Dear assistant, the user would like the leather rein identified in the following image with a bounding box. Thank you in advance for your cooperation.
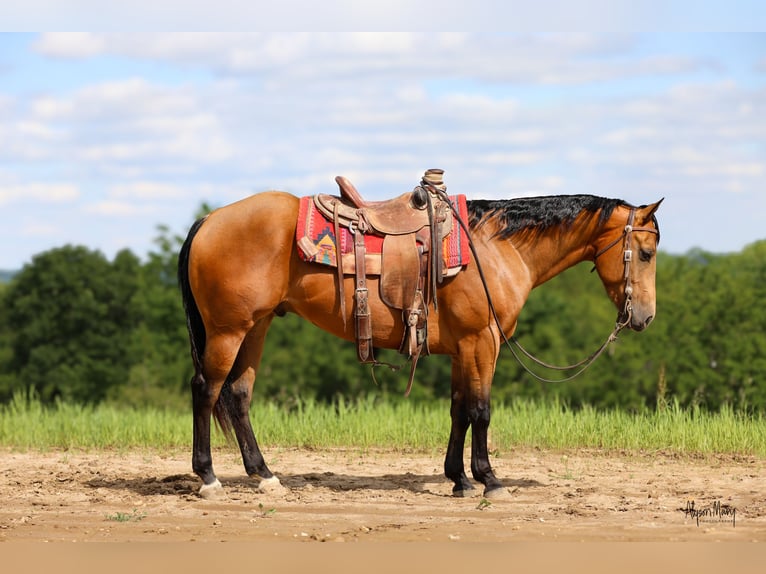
[429,186,659,383]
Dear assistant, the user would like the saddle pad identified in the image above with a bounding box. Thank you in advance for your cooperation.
[296,194,470,272]
[296,195,383,266]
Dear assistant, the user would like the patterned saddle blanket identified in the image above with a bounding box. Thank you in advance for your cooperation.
[296,194,470,274]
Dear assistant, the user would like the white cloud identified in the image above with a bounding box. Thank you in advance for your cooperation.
[482,152,545,166]
[107,182,186,200]
[33,31,105,58]
[601,127,660,145]
[83,200,157,217]
[29,96,74,119]
[42,77,199,121]
[31,33,708,86]
[20,221,59,238]
[679,161,764,178]
[5,0,729,33]
[0,183,80,205]
[5,78,235,169]
[14,120,59,139]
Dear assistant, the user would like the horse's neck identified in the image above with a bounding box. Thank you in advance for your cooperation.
[513,225,597,287]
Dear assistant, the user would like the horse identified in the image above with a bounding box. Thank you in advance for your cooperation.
[177,188,662,499]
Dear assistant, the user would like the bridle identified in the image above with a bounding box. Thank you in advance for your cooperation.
[592,207,660,330]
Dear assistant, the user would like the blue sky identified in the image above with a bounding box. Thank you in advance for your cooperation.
[1,32,765,269]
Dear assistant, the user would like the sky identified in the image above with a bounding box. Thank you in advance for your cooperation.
[1,31,765,270]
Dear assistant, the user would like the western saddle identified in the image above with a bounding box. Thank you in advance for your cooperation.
[312,169,455,394]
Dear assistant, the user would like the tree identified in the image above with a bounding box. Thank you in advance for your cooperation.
[107,224,194,408]
[0,282,13,401]
[3,245,141,403]
[107,204,217,408]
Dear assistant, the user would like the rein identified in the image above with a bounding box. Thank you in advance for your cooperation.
[430,186,658,383]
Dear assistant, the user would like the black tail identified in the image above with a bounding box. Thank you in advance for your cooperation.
[178,216,209,374]
[178,215,237,440]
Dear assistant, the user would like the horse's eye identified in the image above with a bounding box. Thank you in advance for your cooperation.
[639,248,654,262]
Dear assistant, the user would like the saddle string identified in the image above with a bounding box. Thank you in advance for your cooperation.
[425,186,438,312]
[426,184,644,383]
[402,179,442,395]
[333,200,347,330]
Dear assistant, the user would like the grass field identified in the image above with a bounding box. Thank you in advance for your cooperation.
[1,393,764,456]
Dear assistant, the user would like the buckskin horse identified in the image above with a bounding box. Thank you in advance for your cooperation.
[178,176,662,499]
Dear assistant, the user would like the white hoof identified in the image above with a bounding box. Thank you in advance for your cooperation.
[483,487,512,500]
[257,476,285,493]
[198,478,223,499]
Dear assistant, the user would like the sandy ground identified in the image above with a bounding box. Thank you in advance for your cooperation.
[0,446,763,544]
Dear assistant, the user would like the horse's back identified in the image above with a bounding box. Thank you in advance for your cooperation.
[199,189,297,237]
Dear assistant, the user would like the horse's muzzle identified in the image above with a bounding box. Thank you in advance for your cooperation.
[630,314,654,332]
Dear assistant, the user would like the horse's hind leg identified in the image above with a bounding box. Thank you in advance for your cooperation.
[218,316,283,492]
[191,331,244,498]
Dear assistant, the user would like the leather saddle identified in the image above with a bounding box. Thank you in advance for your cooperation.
[315,180,452,238]
[312,170,454,395]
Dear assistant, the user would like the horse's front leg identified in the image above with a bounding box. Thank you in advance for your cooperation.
[444,361,475,496]
[447,333,506,498]
[468,395,505,497]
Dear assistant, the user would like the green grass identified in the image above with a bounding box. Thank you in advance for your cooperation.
[499,399,766,455]
[105,509,147,523]
[0,392,764,456]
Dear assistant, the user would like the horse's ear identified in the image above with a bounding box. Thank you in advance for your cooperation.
[638,198,663,225]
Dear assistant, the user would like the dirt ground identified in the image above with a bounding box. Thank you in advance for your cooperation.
[0,446,763,543]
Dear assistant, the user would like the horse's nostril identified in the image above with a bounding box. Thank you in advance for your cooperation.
[640,315,654,330]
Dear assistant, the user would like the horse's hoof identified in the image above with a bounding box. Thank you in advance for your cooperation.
[483,486,511,500]
[257,476,285,494]
[452,487,479,498]
[198,478,223,499]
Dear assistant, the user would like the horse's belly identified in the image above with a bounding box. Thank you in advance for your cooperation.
[285,267,406,349]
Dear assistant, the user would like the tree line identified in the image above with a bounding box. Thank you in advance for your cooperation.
[1,210,764,412]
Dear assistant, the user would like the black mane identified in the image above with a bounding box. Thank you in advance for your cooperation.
[467,194,629,240]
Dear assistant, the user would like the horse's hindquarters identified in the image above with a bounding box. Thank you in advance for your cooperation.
[189,192,300,333]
